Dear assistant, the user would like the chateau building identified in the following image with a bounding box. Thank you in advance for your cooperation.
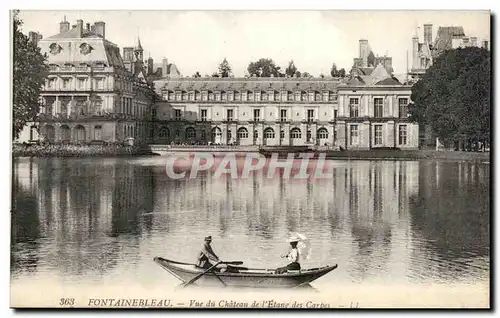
[409,24,489,82]
[151,39,418,149]
[17,17,157,144]
[407,24,489,148]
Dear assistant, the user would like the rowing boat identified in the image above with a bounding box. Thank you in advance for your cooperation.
[153,257,338,288]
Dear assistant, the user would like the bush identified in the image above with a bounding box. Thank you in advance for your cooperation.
[12,143,154,157]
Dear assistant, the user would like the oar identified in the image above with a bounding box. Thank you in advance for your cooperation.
[181,261,243,288]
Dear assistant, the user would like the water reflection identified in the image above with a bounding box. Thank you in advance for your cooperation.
[11,157,489,286]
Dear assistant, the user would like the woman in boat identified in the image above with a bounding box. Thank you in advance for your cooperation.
[275,235,301,274]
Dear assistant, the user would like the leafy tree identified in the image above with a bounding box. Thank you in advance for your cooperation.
[192,71,201,78]
[285,60,297,77]
[302,72,311,78]
[408,47,490,150]
[338,68,346,77]
[218,58,232,78]
[247,58,283,77]
[294,71,301,78]
[330,63,338,77]
[12,10,48,140]
[211,72,220,78]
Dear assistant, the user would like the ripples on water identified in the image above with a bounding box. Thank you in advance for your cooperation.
[10,156,490,290]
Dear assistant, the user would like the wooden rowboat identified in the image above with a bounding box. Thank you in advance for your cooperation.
[153,257,338,288]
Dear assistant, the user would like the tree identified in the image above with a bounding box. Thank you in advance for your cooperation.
[218,58,232,78]
[285,60,297,77]
[211,72,220,78]
[192,71,201,78]
[301,72,311,78]
[330,63,338,77]
[338,68,346,77]
[12,10,49,140]
[247,58,283,77]
[408,47,490,150]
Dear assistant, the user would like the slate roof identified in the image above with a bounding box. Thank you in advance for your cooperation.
[154,78,343,94]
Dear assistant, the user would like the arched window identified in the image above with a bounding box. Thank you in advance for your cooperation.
[211,127,222,139]
[158,126,169,138]
[263,127,275,139]
[74,125,86,142]
[290,128,301,139]
[317,128,328,139]
[60,125,70,142]
[186,127,196,139]
[44,125,55,142]
[237,127,248,139]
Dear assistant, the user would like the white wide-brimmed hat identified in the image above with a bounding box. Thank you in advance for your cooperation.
[287,234,301,243]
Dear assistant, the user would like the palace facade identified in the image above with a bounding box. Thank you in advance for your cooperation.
[16,18,157,144]
[151,62,418,149]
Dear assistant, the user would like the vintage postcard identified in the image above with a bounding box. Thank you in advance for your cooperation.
[10,9,491,309]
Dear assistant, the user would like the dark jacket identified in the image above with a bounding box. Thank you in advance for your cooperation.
[196,243,220,268]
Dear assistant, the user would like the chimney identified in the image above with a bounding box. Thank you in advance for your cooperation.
[75,19,83,37]
[147,57,154,75]
[424,24,433,44]
[359,39,369,67]
[86,23,91,31]
[93,21,106,38]
[471,36,477,47]
[162,58,168,77]
[59,16,70,33]
[482,40,489,50]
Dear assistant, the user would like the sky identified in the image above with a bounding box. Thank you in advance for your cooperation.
[17,10,490,78]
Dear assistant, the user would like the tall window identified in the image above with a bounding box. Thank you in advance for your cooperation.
[182,92,187,101]
[78,78,86,89]
[280,109,287,122]
[226,109,234,121]
[374,125,383,145]
[350,125,359,145]
[334,110,338,119]
[399,125,407,145]
[349,98,359,117]
[374,98,384,118]
[235,92,241,101]
[399,98,409,118]
[188,92,195,101]
[200,109,207,121]
[294,91,300,101]
[175,109,181,121]
[94,125,102,141]
[63,78,71,89]
[307,109,314,122]
[221,92,227,101]
[48,78,56,89]
[253,109,260,121]
[323,92,329,102]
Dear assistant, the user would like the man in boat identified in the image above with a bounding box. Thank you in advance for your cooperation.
[275,234,301,274]
[196,236,240,273]
[196,236,221,271]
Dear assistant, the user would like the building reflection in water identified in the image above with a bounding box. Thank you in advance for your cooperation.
[11,156,489,285]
